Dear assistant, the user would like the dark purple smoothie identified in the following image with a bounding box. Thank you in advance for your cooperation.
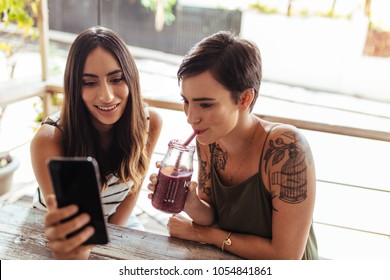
[152,166,192,213]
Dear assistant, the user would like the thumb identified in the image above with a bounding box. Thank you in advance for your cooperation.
[46,194,58,211]
[187,181,198,193]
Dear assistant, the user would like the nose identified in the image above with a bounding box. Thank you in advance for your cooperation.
[98,81,114,103]
[185,104,201,125]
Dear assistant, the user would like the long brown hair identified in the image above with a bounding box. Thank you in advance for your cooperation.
[61,26,149,191]
[177,31,262,112]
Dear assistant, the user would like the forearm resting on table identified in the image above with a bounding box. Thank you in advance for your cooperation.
[108,191,139,226]
[229,233,306,260]
[194,226,289,260]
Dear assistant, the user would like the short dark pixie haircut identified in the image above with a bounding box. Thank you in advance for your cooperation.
[177,31,262,111]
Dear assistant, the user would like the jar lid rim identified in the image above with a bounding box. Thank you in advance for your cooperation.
[168,139,196,151]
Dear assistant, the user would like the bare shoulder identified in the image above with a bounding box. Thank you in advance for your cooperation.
[145,107,163,156]
[30,124,64,196]
[147,107,163,137]
[267,123,311,144]
[261,123,315,200]
[30,124,63,154]
[263,124,314,170]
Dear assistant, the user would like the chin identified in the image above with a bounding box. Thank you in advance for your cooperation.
[92,116,119,128]
[102,118,120,126]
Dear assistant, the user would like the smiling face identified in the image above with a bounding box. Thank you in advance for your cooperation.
[181,70,240,145]
[81,46,129,132]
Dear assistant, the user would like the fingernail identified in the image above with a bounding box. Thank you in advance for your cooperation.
[86,226,95,236]
[69,205,78,213]
[82,214,91,223]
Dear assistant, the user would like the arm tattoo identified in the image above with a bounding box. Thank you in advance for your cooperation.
[211,143,227,171]
[197,143,211,197]
[199,160,211,196]
[264,131,311,204]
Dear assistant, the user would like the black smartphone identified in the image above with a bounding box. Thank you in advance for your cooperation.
[47,157,109,245]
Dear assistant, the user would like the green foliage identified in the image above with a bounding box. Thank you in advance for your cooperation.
[141,0,177,26]
[0,152,12,168]
[248,0,354,19]
[248,2,279,15]
[0,0,39,37]
[0,0,39,78]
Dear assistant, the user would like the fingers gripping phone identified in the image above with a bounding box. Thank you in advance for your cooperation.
[48,157,109,245]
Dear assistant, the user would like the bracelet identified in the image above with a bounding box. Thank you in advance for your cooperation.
[221,232,232,251]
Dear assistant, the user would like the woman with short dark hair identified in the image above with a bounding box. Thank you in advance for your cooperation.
[149,31,318,260]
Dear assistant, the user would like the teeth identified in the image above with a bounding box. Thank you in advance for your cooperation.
[97,104,117,111]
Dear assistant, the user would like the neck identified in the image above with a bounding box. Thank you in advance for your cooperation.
[220,114,259,155]
[96,128,113,152]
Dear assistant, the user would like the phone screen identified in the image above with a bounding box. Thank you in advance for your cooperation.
[48,157,109,245]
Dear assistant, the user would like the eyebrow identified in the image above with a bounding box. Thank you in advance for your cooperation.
[181,94,216,102]
[82,69,123,78]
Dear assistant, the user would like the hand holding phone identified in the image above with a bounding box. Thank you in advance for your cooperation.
[47,157,109,245]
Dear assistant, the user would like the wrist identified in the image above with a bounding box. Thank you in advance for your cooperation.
[192,222,208,244]
[221,232,232,252]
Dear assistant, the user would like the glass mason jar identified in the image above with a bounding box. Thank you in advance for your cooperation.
[152,139,195,213]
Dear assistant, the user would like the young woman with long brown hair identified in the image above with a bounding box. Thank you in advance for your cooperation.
[31,26,162,259]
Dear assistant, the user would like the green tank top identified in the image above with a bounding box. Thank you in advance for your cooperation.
[209,130,319,260]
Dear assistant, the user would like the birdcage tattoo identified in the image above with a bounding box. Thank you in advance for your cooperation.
[272,152,307,203]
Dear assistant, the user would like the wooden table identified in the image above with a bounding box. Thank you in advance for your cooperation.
[0,202,240,260]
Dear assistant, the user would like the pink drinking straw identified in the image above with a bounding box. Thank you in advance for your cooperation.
[174,131,197,171]
[183,131,197,146]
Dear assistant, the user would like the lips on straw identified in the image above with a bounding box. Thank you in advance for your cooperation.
[183,131,197,146]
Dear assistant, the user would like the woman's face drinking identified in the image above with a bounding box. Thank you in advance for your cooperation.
[181,71,240,145]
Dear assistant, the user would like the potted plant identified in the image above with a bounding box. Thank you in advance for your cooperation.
[0,151,20,196]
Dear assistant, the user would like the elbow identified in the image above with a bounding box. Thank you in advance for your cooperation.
[194,217,214,227]
[279,253,302,260]
[270,242,305,260]
[274,248,305,260]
